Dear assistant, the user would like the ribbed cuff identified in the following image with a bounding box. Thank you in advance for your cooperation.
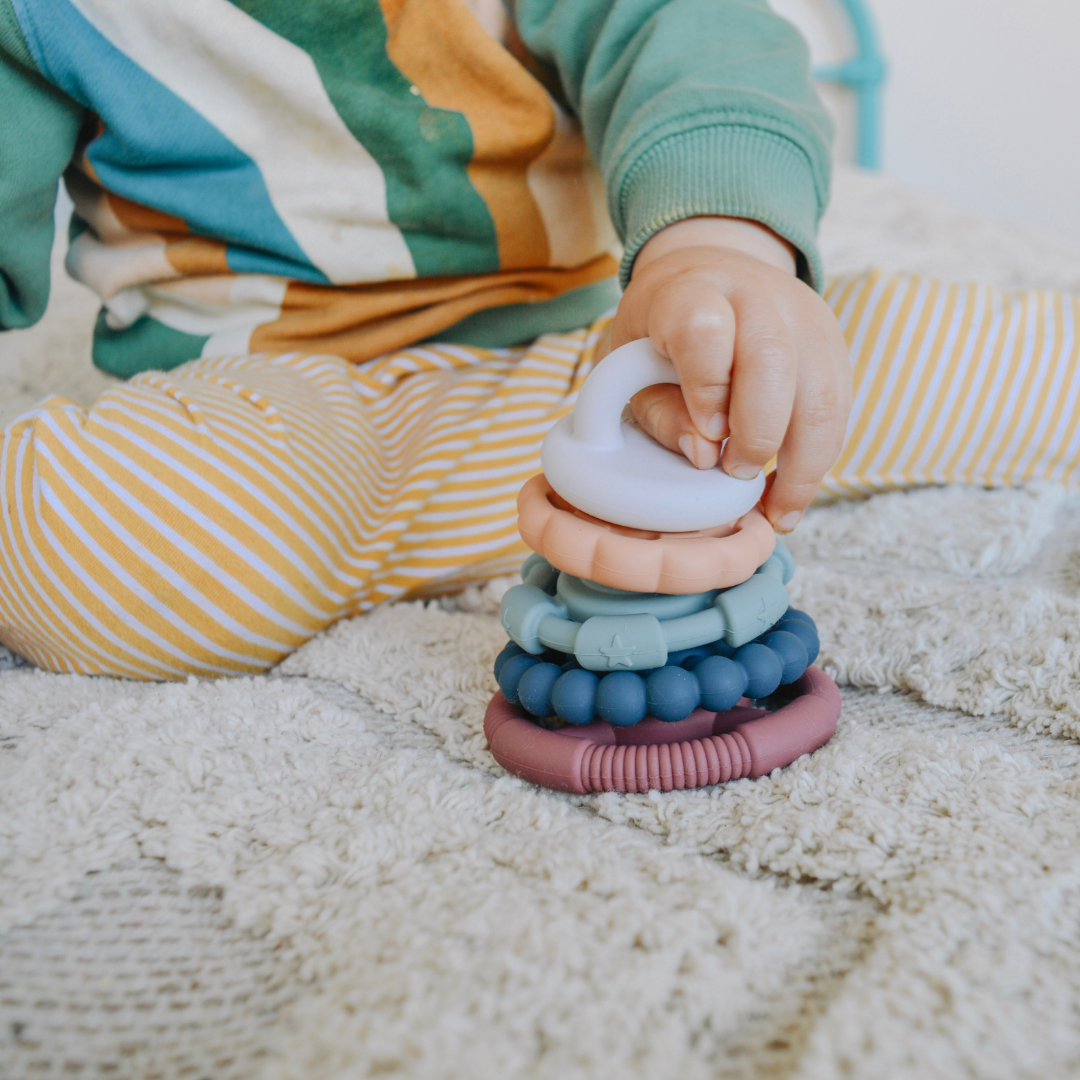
[616,124,825,291]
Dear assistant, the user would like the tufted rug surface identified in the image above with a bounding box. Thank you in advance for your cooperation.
[3,169,1080,1080]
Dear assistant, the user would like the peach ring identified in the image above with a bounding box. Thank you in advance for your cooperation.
[516,473,776,595]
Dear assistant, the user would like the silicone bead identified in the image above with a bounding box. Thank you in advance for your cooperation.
[517,662,563,717]
[714,574,790,647]
[733,642,783,699]
[498,653,541,705]
[668,644,714,669]
[551,668,600,725]
[500,583,568,655]
[645,666,702,723]
[775,616,819,665]
[762,630,810,685]
[494,640,525,681]
[574,613,668,672]
[781,608,815,626]
[693,655,748,713]
[595,671,648,727]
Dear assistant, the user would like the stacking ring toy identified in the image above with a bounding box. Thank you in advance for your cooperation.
[485,336,840,793]
[485,667,840,794]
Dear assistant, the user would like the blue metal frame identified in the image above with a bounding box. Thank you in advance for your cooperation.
[812,0,887,169]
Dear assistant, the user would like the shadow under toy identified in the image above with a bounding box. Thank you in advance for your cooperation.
[485,338,840,794]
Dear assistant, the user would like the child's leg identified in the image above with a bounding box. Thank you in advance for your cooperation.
[0,322,607,677]
[822,269,1080,497]
[11,266,1065,678]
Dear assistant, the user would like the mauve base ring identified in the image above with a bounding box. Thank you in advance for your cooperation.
[484,666,841,794]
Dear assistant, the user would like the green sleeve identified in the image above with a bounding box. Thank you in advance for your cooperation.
[512,0,833,290]
[0,0,86,330]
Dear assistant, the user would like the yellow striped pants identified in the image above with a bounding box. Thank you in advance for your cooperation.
[3,268,1079,678]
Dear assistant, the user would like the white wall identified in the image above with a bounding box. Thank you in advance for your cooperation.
[771,0,1080,247]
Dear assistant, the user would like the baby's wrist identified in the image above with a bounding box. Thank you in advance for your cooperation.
[633,216,797,278]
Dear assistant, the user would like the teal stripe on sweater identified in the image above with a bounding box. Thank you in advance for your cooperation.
[92,310,209,378]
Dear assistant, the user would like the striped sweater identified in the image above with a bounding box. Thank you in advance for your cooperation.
[0,0,832,378]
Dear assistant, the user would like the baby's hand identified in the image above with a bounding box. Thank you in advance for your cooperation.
[598,217,852,532]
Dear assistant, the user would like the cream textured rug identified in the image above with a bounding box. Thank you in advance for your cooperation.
[3,169,1080,1080]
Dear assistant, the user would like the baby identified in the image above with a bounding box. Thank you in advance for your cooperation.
[0,0,1074,678]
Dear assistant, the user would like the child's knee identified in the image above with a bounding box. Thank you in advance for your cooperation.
[0,381,350,678]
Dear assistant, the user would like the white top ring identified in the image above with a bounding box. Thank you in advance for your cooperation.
[541,338,765,531]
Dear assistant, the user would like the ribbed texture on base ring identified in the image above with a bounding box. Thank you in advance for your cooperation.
[578,731,753,793]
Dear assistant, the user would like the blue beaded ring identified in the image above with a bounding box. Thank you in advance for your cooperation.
[494,608,821,727]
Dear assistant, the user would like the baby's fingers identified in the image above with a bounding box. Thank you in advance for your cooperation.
[764,325,852,529]
[630,384,724,470]
[720,295,798,480]
[645,277,736,442]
